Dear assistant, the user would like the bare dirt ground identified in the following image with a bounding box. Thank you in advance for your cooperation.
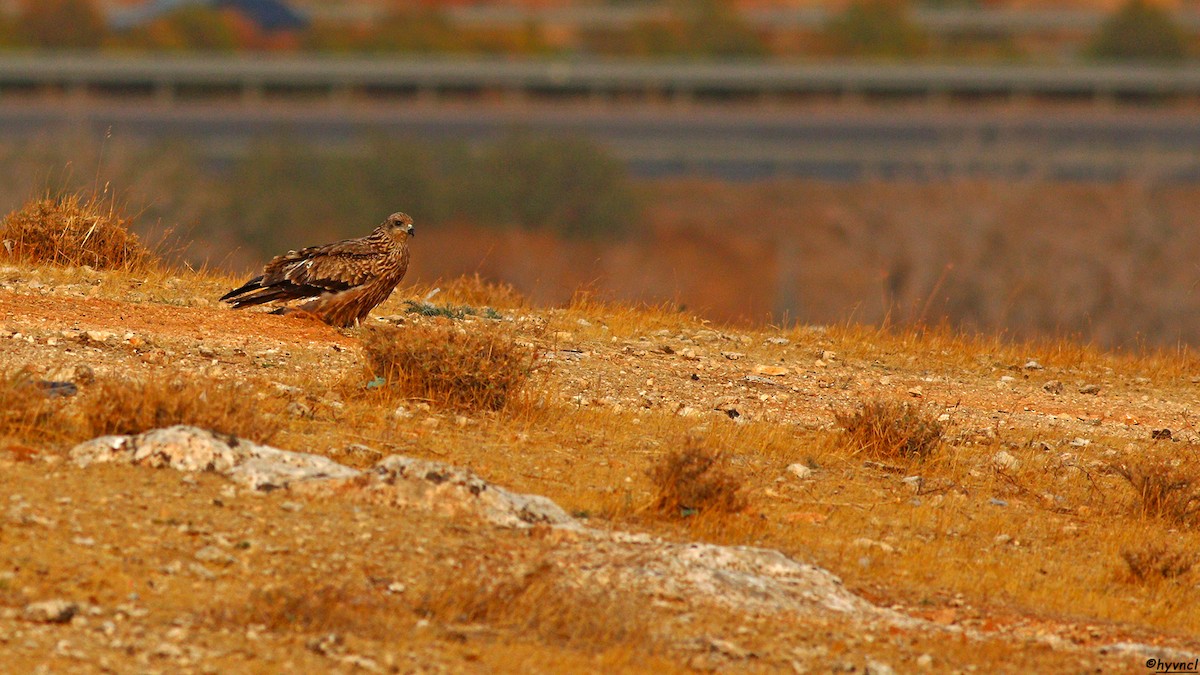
[2,263,1200,673]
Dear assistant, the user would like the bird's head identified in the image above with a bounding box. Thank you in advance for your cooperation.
[383,212,415,242]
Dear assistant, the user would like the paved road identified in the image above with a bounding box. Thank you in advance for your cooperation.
[5,100,1200,181]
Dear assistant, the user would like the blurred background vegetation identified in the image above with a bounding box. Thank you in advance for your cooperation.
[0,0,1195,63]
[3,0,1200,346]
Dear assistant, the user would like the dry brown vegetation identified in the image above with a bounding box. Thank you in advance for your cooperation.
[210,584,401,638]
[646,445,747,517]
[1121,545,1197,584]
[0,193,152,271]
[417,560,656,654]
[6,226,1200,670]
[0,369,66,445]
[1112,454,1200,526]
[361,322,537,411]
[80,374,281,444]
[835,399,944,460]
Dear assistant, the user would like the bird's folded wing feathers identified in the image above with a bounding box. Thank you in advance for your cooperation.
[262,240,382,292]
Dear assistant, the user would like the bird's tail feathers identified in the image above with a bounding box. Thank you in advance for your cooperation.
[220,275,265,303]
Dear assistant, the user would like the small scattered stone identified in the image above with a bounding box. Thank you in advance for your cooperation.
[901,476,923,492]
[752,365,789,377]
[188,563,217,580]
[84,330,113,343]
[706,637,749,659]
[285,400,313,419]
[194,546,236,566]
[865,659,896,675]
[852,538,896,553]
[1079,383,1101,395]
[765,337,789,346]
[198,345,216,358]
[916,653,934,669]
[1069,438,1091,447]
[1023,360,1043,370]
[721,351,744,360]
[991,450,1019,471]
[1043,380,1063,394]
[907,386,923,398]
[786,463,813,479]
[386,582,406,594]
[72,364,95,385]
[23,600,79,624]
[280,501,303,512]
[1152,428,1173,440]
[988,498,1008,507]
[153,642,184,659]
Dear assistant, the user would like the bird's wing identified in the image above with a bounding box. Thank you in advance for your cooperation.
[263,236,384,293]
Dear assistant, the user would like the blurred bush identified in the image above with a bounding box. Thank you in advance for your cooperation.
[222,133,635,250]
[17,0,105,49]
[468,134,636,239]
[582,0,765,58]
[120,6,248,52]
[823,0,928,58]
[1087,0,1188,63]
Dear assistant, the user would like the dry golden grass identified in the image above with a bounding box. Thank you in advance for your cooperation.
[0,369,68,444]
[646,444,747,517]
[835,399,944,460]
[210,584,402,638]
[8,260,1200,668]
[361,323,537,412]
[1121,545,1197,584]
[80,374,280,444]
[416,559,658,654]
[1112,455,1200,526]
[0,193,152,271]
[437,273,529,310]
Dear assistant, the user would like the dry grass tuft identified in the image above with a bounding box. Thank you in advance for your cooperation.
[80,374,279,443]
[438,273,528,310]
[646,444,747,517]
[0,193,152,271]
[361,323,537,411]
[0,370,68,444]
[210,584,397,637]
[417,560,656,652]
[835,399,944,460]
[1112,457,1200,526]
[1121,545,1196,583]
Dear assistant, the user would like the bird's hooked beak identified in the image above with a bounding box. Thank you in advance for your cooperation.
[407,224,415,238]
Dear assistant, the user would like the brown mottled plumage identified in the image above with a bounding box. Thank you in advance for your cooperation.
[220,212,414,328]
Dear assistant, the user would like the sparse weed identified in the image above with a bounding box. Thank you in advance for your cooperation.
[646,444,746,518]
[404,300,502,320]
[210,584,397,637]
[1112,456,1200,526]
[0,193,152,271]
[80,374,279,443]
[361,323,536,411]
[439,274,528,310]
[417,560,655,652]
[1121,545,1196,583]
[0,369,70,444]
[835,399,943,460]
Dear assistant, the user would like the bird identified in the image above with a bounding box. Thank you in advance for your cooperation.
[220,212,415,328]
